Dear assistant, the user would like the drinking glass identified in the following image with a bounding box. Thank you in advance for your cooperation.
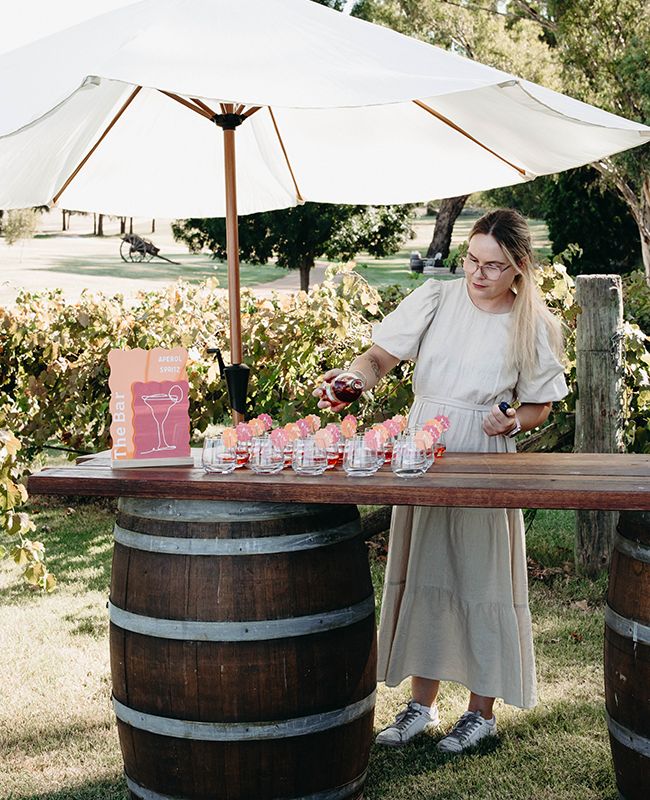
[235,440,250,468]
[434,436,446,459]
[326,440,341,469]
[391,435,429,477]
[407,424,435,467]
[343,435,383,477]
[201,435,237,474]
[283,441,294,466]
[248,435,286,474]
[291,437,328,476]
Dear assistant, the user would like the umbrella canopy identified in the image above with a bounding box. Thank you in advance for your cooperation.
[1,0,649,421]
[0,0,648,216]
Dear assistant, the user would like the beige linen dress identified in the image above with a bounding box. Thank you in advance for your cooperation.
[372,277,567,708]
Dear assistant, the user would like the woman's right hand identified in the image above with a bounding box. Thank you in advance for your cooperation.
[312,368,350,413]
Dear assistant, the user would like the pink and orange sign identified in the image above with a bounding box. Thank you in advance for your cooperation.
[108,348,193,469]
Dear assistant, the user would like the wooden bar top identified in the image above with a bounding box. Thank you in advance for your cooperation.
[26,451,650,510]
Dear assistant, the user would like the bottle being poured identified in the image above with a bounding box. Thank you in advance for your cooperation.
[321,371,366,404]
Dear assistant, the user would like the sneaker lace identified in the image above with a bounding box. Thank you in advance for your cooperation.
[391,702,423,732]
[448,711,483,741]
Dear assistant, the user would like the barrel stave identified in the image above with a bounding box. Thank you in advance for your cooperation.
[117,504,361,541]
[110,500,376,800]
[111,538,372,623]
[111,616,376,722]
[605,511,650,800]
[605,627,650,740]
[118,715,373,800]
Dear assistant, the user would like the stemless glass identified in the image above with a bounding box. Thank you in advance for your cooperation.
[343,435,383,477]
[407,424,435,467]
[291,437,328,476]
[283,440,294,467]
[235,440,250,468]
[248,434,286,474]
[391,434,429,478]
[201,435,238,474]
[434,436,446,459]
[326,440,341,469]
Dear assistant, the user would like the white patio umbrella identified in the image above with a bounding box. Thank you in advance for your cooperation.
[1,0,649,421]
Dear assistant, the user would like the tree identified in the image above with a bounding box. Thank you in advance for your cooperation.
[172,202,414,291]
[355,2,650,276]
[426,195,470,261]
[352,0,562,259]
[543,167,641,274]
[482,178,549,220]
[1,208,40,246]
[500,0,650,278]
[483,170,642,275]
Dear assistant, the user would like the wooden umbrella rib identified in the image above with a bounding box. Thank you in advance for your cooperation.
[159,90,214,119]
[53,86,142,205]
[189,97,218,118]
[413,99,527,178]
[268,107,305,203]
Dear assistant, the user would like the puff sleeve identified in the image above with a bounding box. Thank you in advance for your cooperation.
[372,279,443,362]
[516,320,568,403]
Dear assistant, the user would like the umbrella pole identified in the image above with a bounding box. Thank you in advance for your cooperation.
[223,128,243,426]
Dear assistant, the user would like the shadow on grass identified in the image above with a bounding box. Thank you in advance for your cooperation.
[2,717,115,757]
[0,496,117,603]
[40,255,218,284]
[37,255,285,287]
[16,777,129,800]
[365,697,616,800]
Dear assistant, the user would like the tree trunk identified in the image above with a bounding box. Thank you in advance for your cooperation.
[640,175,650,281]
[130,217,134,235]
[151,219,156,233]
[299,252,314,292]
[592,161,650,282]
[574,274,624,577]
[426,195,470,260]
[361,505,392,539]
[97,214,104,236]
[62,210,67,231]
[120,217,126,235]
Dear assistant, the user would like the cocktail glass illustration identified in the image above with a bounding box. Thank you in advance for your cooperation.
[140,384,183,454]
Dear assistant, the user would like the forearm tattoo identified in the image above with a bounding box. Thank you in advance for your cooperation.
[362,354,382,380]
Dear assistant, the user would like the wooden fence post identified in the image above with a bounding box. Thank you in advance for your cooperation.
[574,275,624,576]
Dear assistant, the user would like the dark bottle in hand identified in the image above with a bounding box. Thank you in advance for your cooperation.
[323,372,365,404]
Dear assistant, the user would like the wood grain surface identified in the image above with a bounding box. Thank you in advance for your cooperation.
[27,451,650,510]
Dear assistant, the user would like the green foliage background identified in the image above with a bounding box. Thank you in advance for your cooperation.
[171,202,415,289]
[484,170,642,275]
[0,431,55,590]
[2,262,650,470]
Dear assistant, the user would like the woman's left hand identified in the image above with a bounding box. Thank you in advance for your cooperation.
[482,404,517,437]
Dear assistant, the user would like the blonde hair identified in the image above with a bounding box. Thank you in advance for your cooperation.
[469,209,564,379]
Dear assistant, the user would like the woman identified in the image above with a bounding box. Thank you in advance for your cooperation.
[315,209,567,753]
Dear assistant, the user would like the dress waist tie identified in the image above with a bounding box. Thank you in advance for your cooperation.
[412,394,494,413]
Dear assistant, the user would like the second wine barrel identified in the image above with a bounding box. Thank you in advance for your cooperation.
[109,497,376,800]
[604,510,650,800]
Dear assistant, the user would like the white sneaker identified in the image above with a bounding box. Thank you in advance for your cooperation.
[436,710,497,753]
[375,700,440,747]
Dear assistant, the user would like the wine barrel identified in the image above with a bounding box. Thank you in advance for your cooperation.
[109,498,377,800]
[604,510,650,800]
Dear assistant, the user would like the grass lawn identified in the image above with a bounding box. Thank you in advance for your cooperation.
[345,215,552,292]
[0,496,615,800]
[46,214,547,293]
[33,231,287,288]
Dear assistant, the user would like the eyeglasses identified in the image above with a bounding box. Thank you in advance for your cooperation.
[463,255,512,281]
